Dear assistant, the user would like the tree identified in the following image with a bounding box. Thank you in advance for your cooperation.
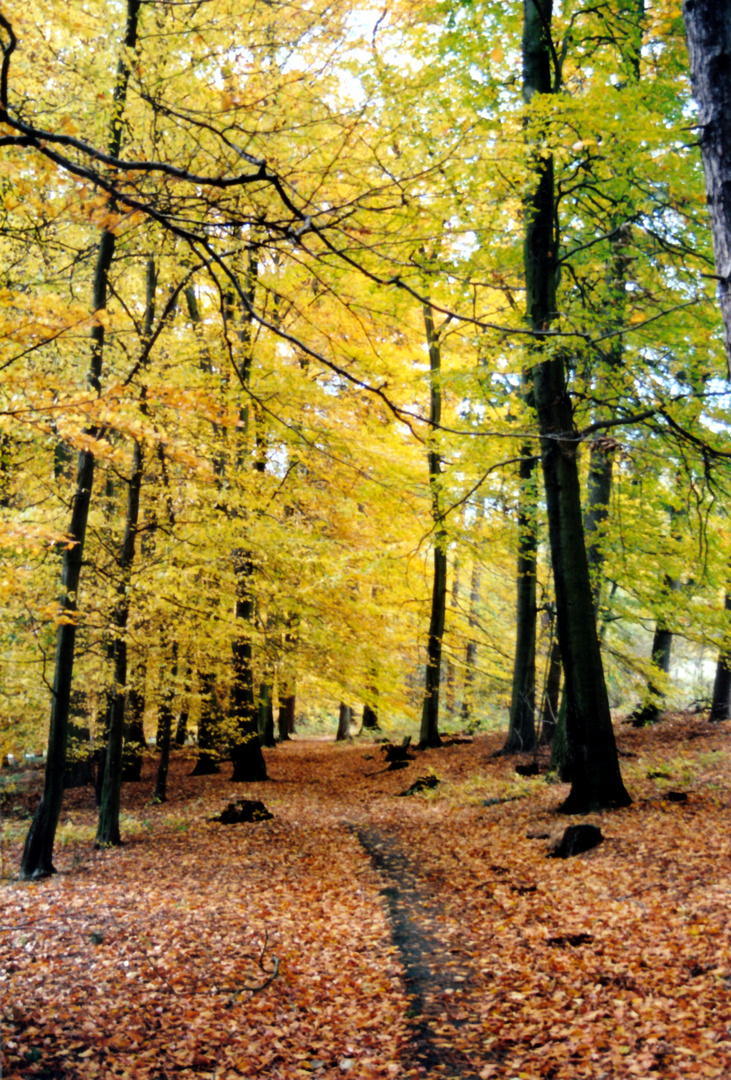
[521,0,630,811]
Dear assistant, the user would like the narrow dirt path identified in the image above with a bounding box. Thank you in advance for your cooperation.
[356,827,482,1080]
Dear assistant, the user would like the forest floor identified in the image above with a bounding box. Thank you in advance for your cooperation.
[2,713,731,1080]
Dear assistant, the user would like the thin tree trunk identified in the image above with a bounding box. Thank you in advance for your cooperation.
[96,258,156,846]
[539,631,561,747]
[445,557,460,716]
[153,640,177,803]
[122,666,145,782]
[419,303,447,749]
[258,681,276,748]
[460,555,482,726]
[174,661,191,745]
[20,0,142,879]
[711,592,731,721]
[503,448,537,752]
[522,0,629,812]
[191,670,221,775]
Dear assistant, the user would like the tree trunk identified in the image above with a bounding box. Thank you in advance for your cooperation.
[540,632,561,746]
[258,681,276,748]
[419,303,447,750]
[503,449,537,753]
[336,702,352,741]
[20,0,142,879]
[711,594,731,721]
[522,0,629,812]
[122,668,145,782]
[174,662,191,746]
[153,641,177,803]
[230,550,267,782]
[96,258,155,846]
[683,0,731,372]
[277,690,295,741]
[445,557,460,716]
[191,670,221,775]
[360,703,380,732]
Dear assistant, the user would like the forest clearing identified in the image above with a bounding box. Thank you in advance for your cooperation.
[3,714,731,1080]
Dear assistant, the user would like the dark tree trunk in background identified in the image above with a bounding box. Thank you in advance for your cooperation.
[258,681,276,748]
[174,662,191,745]
[522,0,629,812]
[540,633,561,746]
[230,550,267,782]
[336,702,352,741]
[711,594,731,721]
[361,703,380,732]
[121,665,146,782]
[20,0,142,878]
[192,670,221,775]
[419,303,447,750]
[153,640,177,803]
[96,258,155,847]
[683,0,731,372]
[503,449,537,753]
[278,691,295,741]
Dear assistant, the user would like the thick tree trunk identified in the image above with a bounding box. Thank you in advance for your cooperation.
[419,303,446,750]
[523,0,629,812]
[336,702,352,741]
[683,0,731,371]
[360,703,380,732]
[503,449,537,752]
[20,0,142,880]
[230,550,267,782]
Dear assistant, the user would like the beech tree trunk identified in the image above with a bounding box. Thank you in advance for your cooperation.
[278,691,295,741]
[153,639,176,804]
[419,303,446,749]
[711,594,731,721]
[523,0,629,812]
[460,555,482,725]
[20,0,142,879]
[503,449,537,752]
[683,0,731,372]
[191,671,221,775]
[230,550,267,781]
[336,702,352,741]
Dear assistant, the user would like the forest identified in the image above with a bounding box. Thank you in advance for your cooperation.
[3,0,731,1074]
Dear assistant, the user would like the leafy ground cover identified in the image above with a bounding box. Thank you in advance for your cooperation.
[2,714,731,1079]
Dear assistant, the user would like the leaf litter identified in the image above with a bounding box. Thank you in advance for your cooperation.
[2,712,731,1079]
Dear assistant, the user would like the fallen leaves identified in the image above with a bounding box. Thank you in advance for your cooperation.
[2,714,731,1078]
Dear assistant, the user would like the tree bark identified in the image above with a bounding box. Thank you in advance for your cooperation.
[522,0,630,812]
[277,690,295,741]
[683,0,731,372]
[460,555,482,726]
